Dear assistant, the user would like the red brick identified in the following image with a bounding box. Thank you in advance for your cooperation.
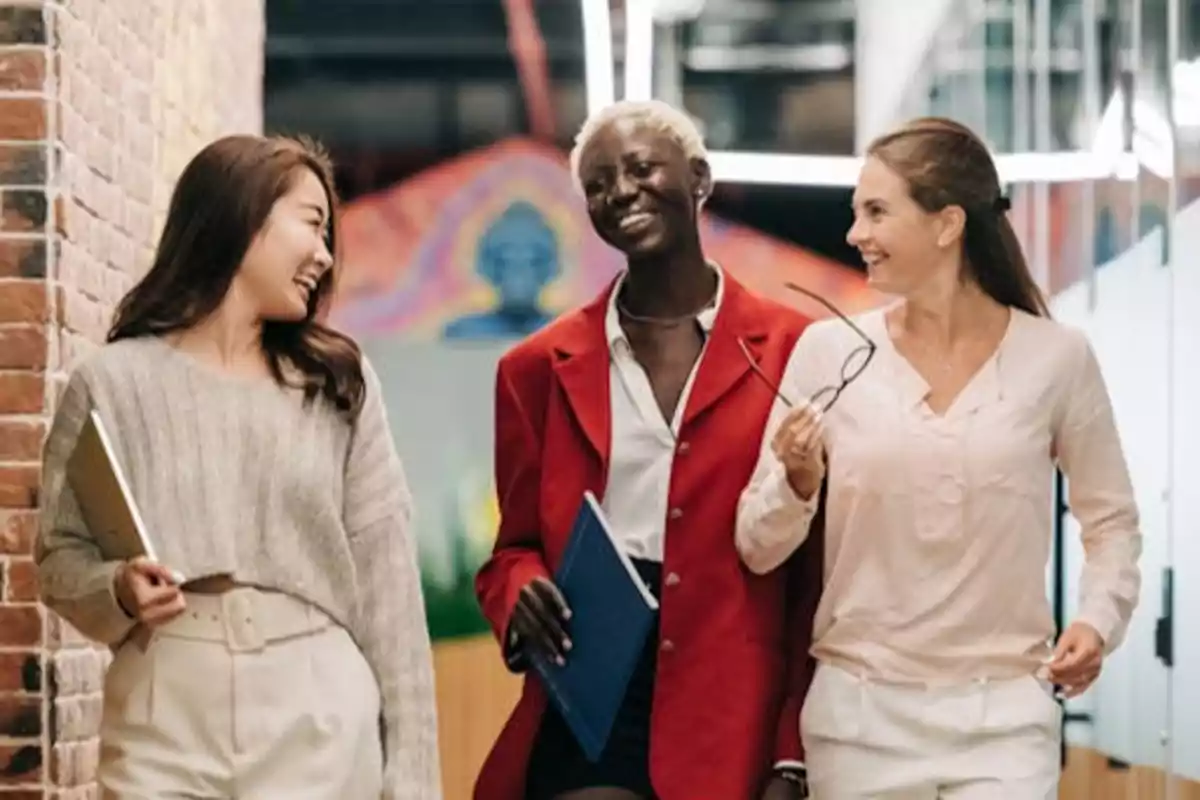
[0,465,38,508]
[0,651,39,693]
[0,238,46,278]
[0,744,42,785]
[0,8,46,46]
[0,324,45,369]
[4,559,37,602]
[0,48,44,92]
[0,279,46,323]
[0,510,36,555]
[0,419,43,462]
[0,606,40,648]
[0,371,41,413]
[0,98,45,141]
[0,144,46,185]
[0,693,40,738]
[0,189,46,233]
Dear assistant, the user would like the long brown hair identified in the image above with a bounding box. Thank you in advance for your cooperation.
[867,117,1050,317]
[108,134,366,414]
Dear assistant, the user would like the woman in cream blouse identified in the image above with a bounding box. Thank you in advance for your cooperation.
[736,117,1141,799]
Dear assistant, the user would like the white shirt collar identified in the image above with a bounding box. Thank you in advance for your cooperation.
[604,263,725,349]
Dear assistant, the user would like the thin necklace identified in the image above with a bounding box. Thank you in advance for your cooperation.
[616,283,718,327]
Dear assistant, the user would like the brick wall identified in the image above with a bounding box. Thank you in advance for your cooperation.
[0,1,264,795]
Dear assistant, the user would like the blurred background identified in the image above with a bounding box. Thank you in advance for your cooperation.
[261,0,1197,797]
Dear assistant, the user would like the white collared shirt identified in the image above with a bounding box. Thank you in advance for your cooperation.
[601,267,725,563]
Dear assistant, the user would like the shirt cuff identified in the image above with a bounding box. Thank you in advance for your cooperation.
[1075,605,1122,654]
[774,760,806,770]
[767,465,820,515]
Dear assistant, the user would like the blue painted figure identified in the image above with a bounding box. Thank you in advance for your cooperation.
[443,201,559,340]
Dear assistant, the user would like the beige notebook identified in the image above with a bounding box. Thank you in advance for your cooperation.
[66,410,164,566]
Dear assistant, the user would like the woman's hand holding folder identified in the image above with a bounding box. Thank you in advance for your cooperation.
[511,578,573,666]
[114,557,187,626]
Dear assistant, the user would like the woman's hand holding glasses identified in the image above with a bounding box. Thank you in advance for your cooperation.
[771,402,826,502]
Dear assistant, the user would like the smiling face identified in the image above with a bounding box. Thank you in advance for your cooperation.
[846,155,964,297]
[576,115,711,258]
[232,167,334,322]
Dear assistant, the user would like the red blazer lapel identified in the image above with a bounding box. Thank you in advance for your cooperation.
[549,281,613,470]
[683,273,771,428]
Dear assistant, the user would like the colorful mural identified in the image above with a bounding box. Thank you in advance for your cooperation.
[333,137,875,641]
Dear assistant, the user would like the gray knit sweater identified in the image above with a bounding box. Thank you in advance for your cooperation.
[35,335,442,799]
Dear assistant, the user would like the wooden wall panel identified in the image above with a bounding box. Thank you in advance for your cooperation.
[434,635,522,800]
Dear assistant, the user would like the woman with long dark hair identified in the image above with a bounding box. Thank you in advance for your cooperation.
[737,117,1142,797]
[36,135,441,798]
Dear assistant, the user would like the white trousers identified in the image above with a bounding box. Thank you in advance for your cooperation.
[99,588,383,799]
[801,663,1062,799]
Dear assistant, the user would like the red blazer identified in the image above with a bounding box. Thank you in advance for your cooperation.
[474,272,824,800]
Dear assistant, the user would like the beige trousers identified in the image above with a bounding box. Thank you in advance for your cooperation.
[801,663,1062,799]
[99,588,383,799]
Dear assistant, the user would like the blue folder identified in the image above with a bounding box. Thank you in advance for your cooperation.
[529,491,660,762]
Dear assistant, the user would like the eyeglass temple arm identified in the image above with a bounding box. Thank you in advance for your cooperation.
[782,281,875,345]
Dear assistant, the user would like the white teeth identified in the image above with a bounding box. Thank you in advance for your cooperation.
[619,212,652,231]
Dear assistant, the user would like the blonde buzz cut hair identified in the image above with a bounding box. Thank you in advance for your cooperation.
[568,99,708,190]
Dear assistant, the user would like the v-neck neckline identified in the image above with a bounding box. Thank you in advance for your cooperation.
[871,306,1018,420]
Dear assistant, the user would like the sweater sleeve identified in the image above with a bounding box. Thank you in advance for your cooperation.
[35,368,138,645]
[342,356,443,800]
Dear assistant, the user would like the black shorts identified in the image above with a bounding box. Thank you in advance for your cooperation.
[525,559,662,800]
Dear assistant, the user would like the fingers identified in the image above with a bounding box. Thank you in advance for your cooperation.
[772,404,818,447]
[1049,656,1102,690]
[124,564,185,625]
[1060,668,1101,698]
[515,580,572,665]
[772,403,824,467]
[1047,637,1096,682]
[140,591,186,627]
[127,558,181,587]
[1047,629,1103,696]
[534,578,572,622]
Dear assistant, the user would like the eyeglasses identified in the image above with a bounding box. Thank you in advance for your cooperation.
[738,282,876,412]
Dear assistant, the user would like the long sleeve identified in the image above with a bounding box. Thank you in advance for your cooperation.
[474,356,552,667]
[35,368,138,645]
[772,491,824,766]
[1054,330,1142,653]
[343,358,442,800]
[736,325,826,575]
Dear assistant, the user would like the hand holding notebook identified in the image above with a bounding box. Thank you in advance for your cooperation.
[113,557,187,625]
[510,578,573,666]
[66,410,185,588]
[526,492,660,762]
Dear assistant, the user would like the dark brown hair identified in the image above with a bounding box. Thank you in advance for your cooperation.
[867,117,1050,317]
[108,134,366,414]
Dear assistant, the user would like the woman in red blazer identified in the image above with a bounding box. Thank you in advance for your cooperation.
[473,99,822,800]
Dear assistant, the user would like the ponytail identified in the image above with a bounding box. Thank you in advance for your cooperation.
[964,208,1050,318]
